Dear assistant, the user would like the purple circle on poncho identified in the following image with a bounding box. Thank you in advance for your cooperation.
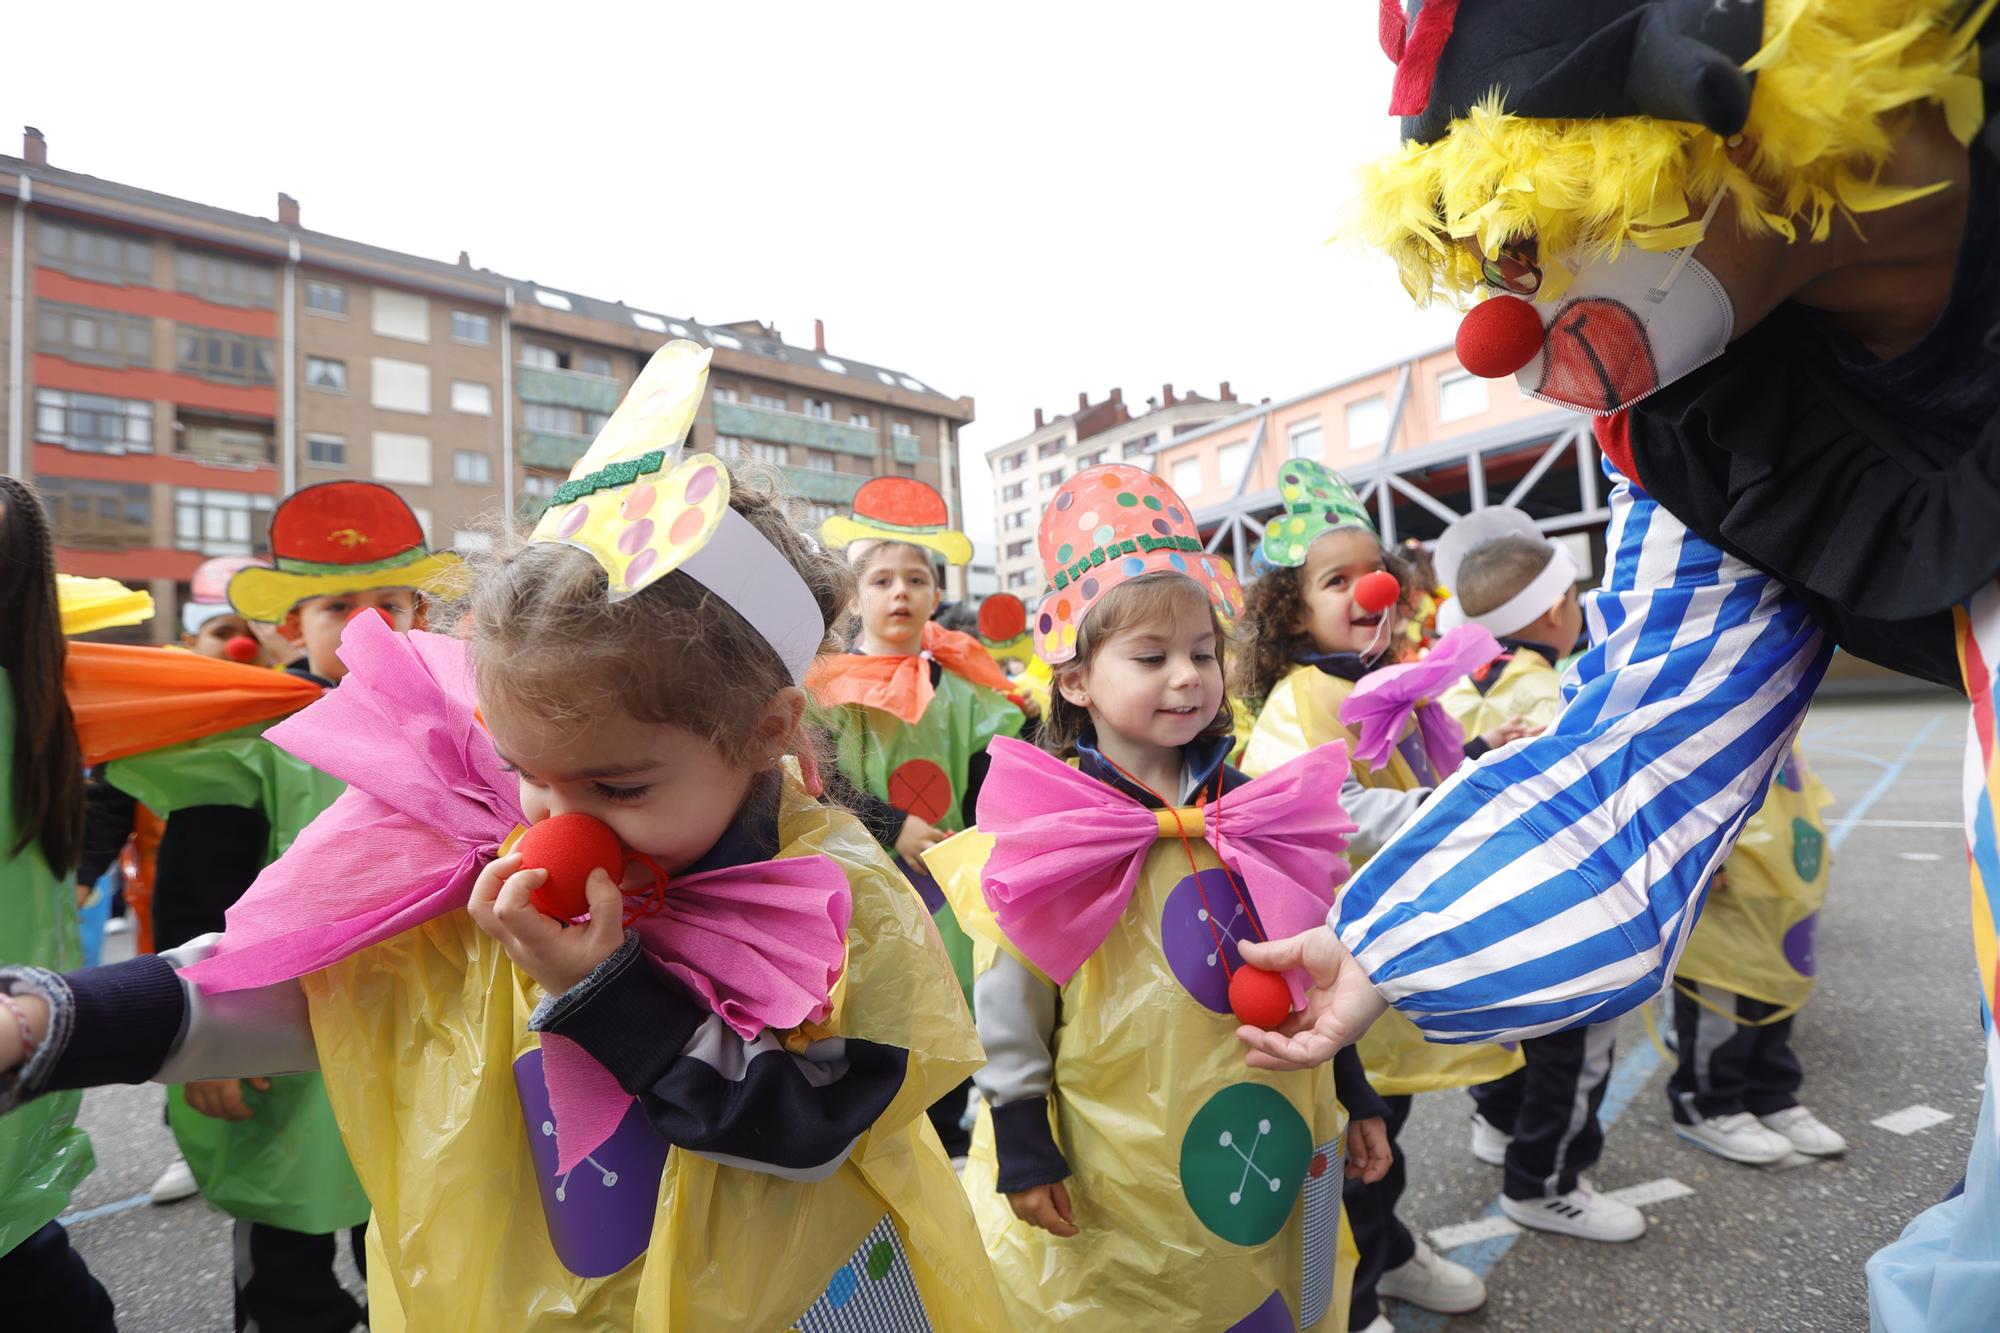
[1225,1291,1295,1333]
[1161,869,1267,1014]
[1782,912,1818,976]
[513,1047,669,1278]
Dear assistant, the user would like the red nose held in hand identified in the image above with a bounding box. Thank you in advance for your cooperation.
[516,812,624,919]
[1353,569,1402,616]
[222,635,260,663]
[1228,965,1294,1030]
[1455,294,1545,379]
[346,606,395,628]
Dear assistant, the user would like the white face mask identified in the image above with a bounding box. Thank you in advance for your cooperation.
[1516,244,1735,417]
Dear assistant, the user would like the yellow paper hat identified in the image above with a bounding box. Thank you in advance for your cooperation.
[529,340,824,683]
[56,574,156,637]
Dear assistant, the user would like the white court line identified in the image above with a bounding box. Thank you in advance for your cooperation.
[1605,1178,1695,1208]
[1872,1105,1955,1136]
[1842,820,1962,830]
[1429,1216,1521,1249]
[1899,852,1944,862]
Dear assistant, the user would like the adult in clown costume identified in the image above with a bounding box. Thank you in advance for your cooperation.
[927,463,1375,1331]
[1233,3,2000,1327]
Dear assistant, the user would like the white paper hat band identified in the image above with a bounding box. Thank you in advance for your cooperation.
[1437,545,1578,638]
[678,505,824,685]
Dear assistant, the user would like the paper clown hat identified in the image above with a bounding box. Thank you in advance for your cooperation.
[976,593,1035,666]
[56,575,155,638]
[229,482,465,623]
[1256,459,1378,570]
[184,555,267,634]
[1033,464,1242,665]
[1432,506,1578,636]
[820,477,972,567]
[1361,0,1988,306]
[529,339,824,684]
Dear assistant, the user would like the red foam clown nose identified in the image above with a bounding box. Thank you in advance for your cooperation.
[1455,295,1545,379]
[516,812,625,919]
[347,606,395,628]
[222,635,260,664]
[1228,965,1293,1030]
[1353,570,1402,615]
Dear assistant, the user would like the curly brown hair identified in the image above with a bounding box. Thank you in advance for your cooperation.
[1231,543,1414,711]
[1040,573,1236,758]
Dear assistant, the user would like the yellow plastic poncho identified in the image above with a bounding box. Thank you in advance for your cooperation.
[305,777,1005,1331]
[1439,646,1565,739]
[930,818,1359,1332]
[1675,749,1834,1016]
[1244,664,1524,1096]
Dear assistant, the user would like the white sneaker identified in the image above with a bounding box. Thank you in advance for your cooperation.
[1469,1113,1511,1167]
[1675,1111,1795,1165]
[103,917,133,935]
[1759,1106,1847,1157]
[1499,1179,1647,1242]
[1377,1238,1487,1314]
[149,1157,198,1204]
[1356,1317,1394,1333]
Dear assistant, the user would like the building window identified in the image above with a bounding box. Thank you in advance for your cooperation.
[40,477,152,550]
[712,387,740,403]
[1076,450,1105,470]
[1037,440,1063,459]
[848,411,872,428]
[306,281,346,316]
[583,411,610,437]
[371,431,432,485]
[306,434,346,467]
[1170,457,1202,498]
[176,326,275,385]
[577,352,613,378]
[523,403,583,435]
[1124,433,1157,459]
[998,451,1024,473]
[521,472,562,500]
[891,420,915,438]
[37,302,151,368]
[521,344,563,371]
[1006,568,1032,590]
[372,288,430,342]
[178,415,274,466]
[804,398,833,420]
[1039,467,1064,489]
[750,442,787,465]
[451,310,491,344]
[371,358,432,414]
[37,220,152,285]
[1438,371,1487,422]
[802,502,837,526]
[34,389,154,455]
[750,392,786,411]
[1001,481,1025,502]
[1002,509,1029,531]
[1345,396,1389,450]
[802,449,835,472]
[450,381,492,415]
[306,356,347,392]
[453,450,494,484]
[712,435,744,457]
[175,249,275,309]
[173,487,275,556]
[1004,540,1030,560]
[1288,419,1324,460]
[451,530,494,553]
[1216,442,1251,488]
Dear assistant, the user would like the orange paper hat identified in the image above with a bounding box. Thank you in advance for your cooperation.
[820,477,972,566]
[1033,464,1242,665]
[228,481,464,622]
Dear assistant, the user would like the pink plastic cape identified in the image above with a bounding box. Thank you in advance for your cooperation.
[182,611,853,1173]
[1338,625,1502,774]
[973,736,1355,1006]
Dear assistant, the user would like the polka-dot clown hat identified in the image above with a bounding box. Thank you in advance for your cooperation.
[819,477,972,567]
[529,339,825,685]
[1254,459,1377,570]
[1033,464,1242,665]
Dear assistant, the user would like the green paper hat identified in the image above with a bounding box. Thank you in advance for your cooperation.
[1255,459,1376,569]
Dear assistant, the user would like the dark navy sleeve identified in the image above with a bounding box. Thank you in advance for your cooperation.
[1333,1044,1390,1122]
[0,956,187,1110]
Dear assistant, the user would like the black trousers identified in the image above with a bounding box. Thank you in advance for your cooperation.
[232,1219,367,1333]
[0,1220,117,1332]
[1470,1021,1618,1200]
[1667,980,1803,1123]
[1343,1094,1415,1330]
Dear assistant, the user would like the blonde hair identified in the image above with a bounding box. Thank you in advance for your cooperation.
[1041,573,1235,757]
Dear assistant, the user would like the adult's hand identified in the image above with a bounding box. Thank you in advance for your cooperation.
[1234,926,1389,1071]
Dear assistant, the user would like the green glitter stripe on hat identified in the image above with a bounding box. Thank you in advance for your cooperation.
[1255,459,1377,569]
[272,547,434,578]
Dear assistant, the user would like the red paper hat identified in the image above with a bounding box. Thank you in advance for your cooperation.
[820,477,972,566]
[228,481,465,622]
[977,592,1034,666]
[1032,464,1242,665]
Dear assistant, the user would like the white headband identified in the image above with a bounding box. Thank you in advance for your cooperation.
[182,602,236,636]
[1436,544,1578,638]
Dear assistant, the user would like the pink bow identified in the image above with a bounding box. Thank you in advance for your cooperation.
[974,737,1355,1007]
[1337,624,1502,775]
[181,611,852,1174]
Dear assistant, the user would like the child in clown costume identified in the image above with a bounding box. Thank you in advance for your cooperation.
[1236,461,1521,1329]
[0,341,1004,1331]
[927,463,1382,1332]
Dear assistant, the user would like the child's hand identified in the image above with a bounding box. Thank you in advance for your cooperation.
[1345,1116,1392,1183]
[185,1077,272,1122]
[1007,1181,1079,1238]
[895,815,948,863]
[468,851,627,996]
[1478,715,1541,750]
[0,992,49,1072]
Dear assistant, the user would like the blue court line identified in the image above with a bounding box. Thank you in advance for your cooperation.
[57,1191,154,1228]
[1828,714,1944,852]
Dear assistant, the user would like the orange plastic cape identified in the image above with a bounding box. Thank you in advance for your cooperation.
[806,621,1022,725]
[66,643,324,766]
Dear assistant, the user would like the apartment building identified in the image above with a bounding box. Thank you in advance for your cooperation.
[985,381,1240,594]
[2,127,975,639]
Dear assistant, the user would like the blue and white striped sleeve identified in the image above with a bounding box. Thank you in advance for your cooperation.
[1332,465,1832,1043]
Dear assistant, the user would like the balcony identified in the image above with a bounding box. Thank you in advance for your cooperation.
[516,364,623,414]
[519,430,592,471]
[891,435,921,465]
[715,401,878,457]
[781,467,867,505]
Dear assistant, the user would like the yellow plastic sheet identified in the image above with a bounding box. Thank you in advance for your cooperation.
[56,573,154,637]
[1674,749,1834,1014]
[1439,648,1564,741]
[304,778,1004,1331]
[930,824,1356,1331]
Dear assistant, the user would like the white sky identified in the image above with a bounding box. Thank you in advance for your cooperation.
[7,0,1456,538]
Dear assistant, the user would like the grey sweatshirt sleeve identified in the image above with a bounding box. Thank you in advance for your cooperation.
[1341,772,1432,867]
[972,951,1069,1190]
